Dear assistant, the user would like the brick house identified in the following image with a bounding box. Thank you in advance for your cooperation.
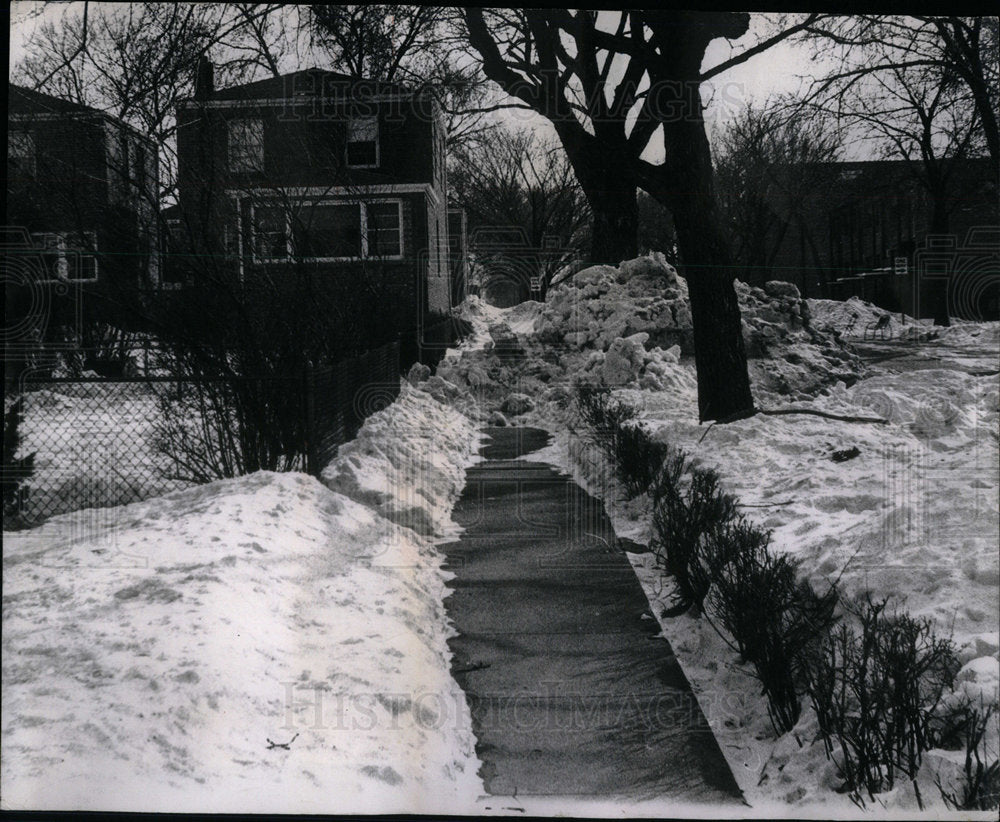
[172,62,454,335]
[6,84,161,293]
[764,158,998,319]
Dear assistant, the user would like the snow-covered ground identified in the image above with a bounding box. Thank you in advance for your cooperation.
[4,254,996,816]
[2,384,485,813]
[428,256,999,816]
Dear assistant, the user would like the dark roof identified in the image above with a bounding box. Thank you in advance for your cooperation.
[207,68,414,101]
[8,84,102,116]
[8,83,158,146]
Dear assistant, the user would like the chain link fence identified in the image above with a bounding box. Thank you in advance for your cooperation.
[5,341,401,525]
[5,319,472,526]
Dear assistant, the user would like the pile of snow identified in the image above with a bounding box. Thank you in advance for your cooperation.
[735,280,864,400]
[935,320,1000,348]
[533,255,693,353]
[321,383,481,537]
[808,295,937,341]
[2,387,483,813]
[437,255,866,423]
[531,255,863,403]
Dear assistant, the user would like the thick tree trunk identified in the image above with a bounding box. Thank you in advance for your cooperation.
[673,207,755,422]
[558,127,639,265]
[626,14,755,423]
[486,126,636,276]
[651,97,754,421]
[589,182,638,265]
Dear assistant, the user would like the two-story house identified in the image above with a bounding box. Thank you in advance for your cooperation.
[173,61,453,335]
[6,84,161,294]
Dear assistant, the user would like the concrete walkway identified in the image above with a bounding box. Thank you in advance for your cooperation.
[441,427,742,804]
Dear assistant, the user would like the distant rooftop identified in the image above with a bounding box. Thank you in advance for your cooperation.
[8,84,103,116]
[8,83,156,145]
[204,68,415,102]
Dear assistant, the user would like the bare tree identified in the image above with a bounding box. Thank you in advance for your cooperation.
[637,191,677,263]
[463,9,825,421]
[12,2,293,203]
[306,5,503,152]
[450,126,591,299]
[714,103,843,292]
[800,15,997,323]
[306,4,446,82]
[803,16,998,170]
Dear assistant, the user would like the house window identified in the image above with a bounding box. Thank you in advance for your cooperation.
[250,200,402,262]
[229,118,265,172]
[293,203,362,258]
[134,142,147,189]
[366,201,401,257]
[30,231,98,282]
[8,130,35,177]
[254,205,290,259]
[347,115,378,167]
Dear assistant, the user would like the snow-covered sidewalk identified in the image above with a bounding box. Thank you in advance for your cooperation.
[2,384,485,813]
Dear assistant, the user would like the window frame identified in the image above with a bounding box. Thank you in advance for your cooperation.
[346,114,380,169]
[248,198,404,264]
[364,199,403,260]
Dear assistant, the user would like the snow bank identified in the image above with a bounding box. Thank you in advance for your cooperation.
[440,255,866,419]
[2,388,483,813]
[321,383,480,538]
[807,295,939,341]
[935,320,1000,348]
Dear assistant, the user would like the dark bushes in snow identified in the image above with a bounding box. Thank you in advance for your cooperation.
[936,700,1000,811]
[710,539,838,733]
[575,386,671,498]
[804,595,960,808]
[572,387,989,804]
[3,396,36,527]
[649,460,737,614]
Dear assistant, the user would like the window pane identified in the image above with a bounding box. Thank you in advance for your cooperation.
[348,115,377,142]
[255,206,288,258]
[293,204,361,258]
[367,203,401,257]
[229,119,264,172]
[347,140,377,166]
[347,115,377,166]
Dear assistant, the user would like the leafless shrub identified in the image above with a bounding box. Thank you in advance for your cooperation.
[805,595,961,808]
[936,699,1000,811]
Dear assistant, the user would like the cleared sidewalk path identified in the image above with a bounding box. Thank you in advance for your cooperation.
[441,427,742,803]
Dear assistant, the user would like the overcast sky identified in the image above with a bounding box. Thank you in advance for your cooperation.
[8,4,850,157]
